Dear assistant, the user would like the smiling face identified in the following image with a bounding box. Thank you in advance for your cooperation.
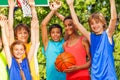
[14,24,30,44]
[11,40,26,59]
[13,44,25,59]
[90,19,104,34]
[16,28,29,43]
[50,28,61,42]
[64,19,76,36]
[88,13,106,35]
[49,24,62,42]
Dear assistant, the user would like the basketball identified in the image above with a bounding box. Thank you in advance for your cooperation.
[55,52,76,72]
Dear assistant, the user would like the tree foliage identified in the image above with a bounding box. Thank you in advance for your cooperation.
[0,0,120,79]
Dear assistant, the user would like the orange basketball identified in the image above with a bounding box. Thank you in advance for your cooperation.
[55,52,76,72]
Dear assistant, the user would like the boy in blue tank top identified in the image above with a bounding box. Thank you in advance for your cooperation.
[0,13,39,80]
[66,0,117,79]
[41,1,66,80]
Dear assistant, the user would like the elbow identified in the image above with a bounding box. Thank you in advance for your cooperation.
[41,21,46,27]
[88,60,91,68]
[87,59,91,68]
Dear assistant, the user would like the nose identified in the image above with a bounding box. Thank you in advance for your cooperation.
[54,32,58,36]
[21,33,26,37]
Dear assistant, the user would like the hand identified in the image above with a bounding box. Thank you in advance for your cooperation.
[28,0,35,7]
[8,0,16,8]
[63,65,79,73]
[0,15,8,28]
[66,0,74,6]
[49,0,61,11]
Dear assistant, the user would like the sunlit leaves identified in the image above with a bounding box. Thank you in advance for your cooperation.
[0,0,120,79]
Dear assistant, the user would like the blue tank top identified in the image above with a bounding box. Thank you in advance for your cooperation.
[9,57,32,80]
[90,31,117,80]
[42,39,66,80]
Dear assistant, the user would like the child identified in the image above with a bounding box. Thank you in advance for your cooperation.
[63,16,91,80]
[53,3,91,79]
[0,14,38,80]
[66,0,117,79]
[0,36,9,80]
[41,1,66,80]
[8,0,40,79]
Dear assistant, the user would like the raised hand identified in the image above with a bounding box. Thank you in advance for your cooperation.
[8,0,16,8]
[28,0,35,7]
[66,0,74,6]
[0,15,8,28]
[49,0,61,11]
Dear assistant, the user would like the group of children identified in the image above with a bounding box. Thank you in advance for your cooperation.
[0,0,39,80]
[0,0,118,80]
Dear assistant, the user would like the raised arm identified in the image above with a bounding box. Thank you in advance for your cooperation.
[66,0,90,42]
[8,0,16,45]
[41,2,61,50]
[49,1,64,21]
[55,12,65,21]
[107,0,117,37]
[0,15,12,68]
[27,0,40,61]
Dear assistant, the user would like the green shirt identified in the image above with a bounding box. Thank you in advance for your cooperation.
[0,51,9,80]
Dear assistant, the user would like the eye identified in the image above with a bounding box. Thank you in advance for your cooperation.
[69,23,74,27]
[17,32,22,34]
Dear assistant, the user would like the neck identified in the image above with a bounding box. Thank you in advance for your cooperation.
[16,58,22,63]
[69,32,79,40]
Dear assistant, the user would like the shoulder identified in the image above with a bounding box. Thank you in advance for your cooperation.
[80,36,88,42]
[63,41,67,49]
[81,36,89,46]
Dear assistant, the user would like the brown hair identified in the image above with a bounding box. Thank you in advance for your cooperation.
[63,16,80,23]
[10,40,27,57]
[10,40,27,79]
[88,13,107,31]
[14,23,30,39]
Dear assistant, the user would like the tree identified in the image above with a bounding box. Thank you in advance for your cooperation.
[0,0,120,79]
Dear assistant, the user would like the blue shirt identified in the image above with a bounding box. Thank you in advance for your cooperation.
[42,39,66,80]
[8,57,32,80]
[90,31,117,80]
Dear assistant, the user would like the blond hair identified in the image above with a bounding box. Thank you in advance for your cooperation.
[88,13,107,31]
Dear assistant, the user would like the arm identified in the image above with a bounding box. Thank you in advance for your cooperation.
[0,15,12,68]
[55,12,65,21]
[29,0,39,45]
[80,37,91,69]
[41,2,61,50]
[50,2,68,40]
[107,0,117,37]
[27,0,40,62]
[8,0,16,45]
[66,0,90,42]
[49,1,64,21]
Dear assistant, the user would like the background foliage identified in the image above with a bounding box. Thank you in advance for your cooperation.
[0,0,120,80]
